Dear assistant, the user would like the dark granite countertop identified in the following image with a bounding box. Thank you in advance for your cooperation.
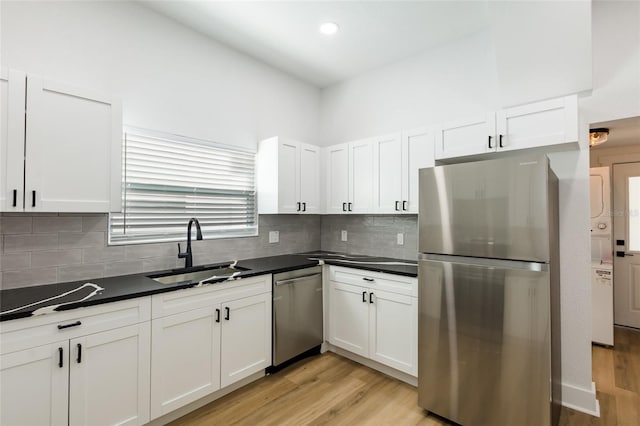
[0,251,417,322]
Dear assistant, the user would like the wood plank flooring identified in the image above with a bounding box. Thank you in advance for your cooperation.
[170,326,640,426]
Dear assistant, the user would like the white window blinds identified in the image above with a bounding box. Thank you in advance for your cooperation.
[109,129,257,244]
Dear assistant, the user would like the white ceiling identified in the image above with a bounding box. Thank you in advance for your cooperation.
[591,116,640,150]
[141,1,491,88]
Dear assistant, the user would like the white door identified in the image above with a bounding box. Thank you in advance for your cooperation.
[369,290,417,375]
[24,75,122,212]
[328,281,369,357]
[435,114,496,160]
[0,341,69,426]
[220,293,271,388]
[325,143,350,214]
[0,68,26,211]
[496,95,578,152]
[401,128,435,213]
[299,142,321,213]
[613,162,640,329]
[349,138,375,213]
[277,140,300,213]
[69,323,151,426]
[373,133,403,213]
[150,307,221,419]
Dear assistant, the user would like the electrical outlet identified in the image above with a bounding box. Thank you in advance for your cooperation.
[269,231,279,243]
[341,230,348,241]
[397,233,404,245]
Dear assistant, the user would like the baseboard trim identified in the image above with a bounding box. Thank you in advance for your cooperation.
[561,381,600,417]
[326,344,418,387]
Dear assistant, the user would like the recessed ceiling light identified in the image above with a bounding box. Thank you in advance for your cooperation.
[319,22,339,36]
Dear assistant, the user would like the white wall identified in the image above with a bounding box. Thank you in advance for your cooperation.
[580,0,640,125]
[319,1,592,145]
[0,1,320,150]
[591,145,640,168]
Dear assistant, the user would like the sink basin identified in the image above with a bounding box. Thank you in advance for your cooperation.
[148,265,248,285]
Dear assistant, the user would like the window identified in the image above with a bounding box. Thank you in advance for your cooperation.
[109,128,257,245]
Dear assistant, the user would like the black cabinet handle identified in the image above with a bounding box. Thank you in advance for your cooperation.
[58,347,63,368]
[302,202,306,212]
[395,201,400,211]
[215,308,220,323]
[499,134,504,148]
[488,135,493,149]
[57,321,81,330]
[369,292,374,304]
[224,306,230,321]
[348,202,352,212]
[297,202,301,212]
[12,189,17,207]
[402,201,408,211]
[31,190,36,207]
[342,202,347,212]
[362,291,367,303]
[76,343,82,363]
[363,277,374,282]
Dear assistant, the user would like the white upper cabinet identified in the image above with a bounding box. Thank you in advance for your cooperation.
[435,114,496,160]
[349,138,375,213]
[373,133,403,214]
[325,143,350,214]
[325,139,375,214]
[257,137,320,214]
[435,95,578,161]
[1,69,122,212]
[401,128,435,214]
[373,130,434,214]
[495,95,578,152]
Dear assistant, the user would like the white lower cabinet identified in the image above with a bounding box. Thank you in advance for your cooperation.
[150,274,272,420]
[0,341,69,426]
[0,297,152,426]
[328,267,418,376]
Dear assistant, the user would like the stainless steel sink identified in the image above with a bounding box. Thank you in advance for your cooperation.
[148,265,248,285]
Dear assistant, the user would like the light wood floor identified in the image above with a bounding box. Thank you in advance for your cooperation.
[171,327,640,426]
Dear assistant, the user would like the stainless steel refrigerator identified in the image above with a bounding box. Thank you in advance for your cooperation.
[417,155,561,426]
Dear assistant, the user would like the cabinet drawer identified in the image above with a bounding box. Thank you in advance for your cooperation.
[0,297,151,355]
[329,266,417,297]
[152,274,271,319]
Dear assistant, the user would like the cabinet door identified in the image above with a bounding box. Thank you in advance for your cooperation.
[277,139,300,213]
[328,281,369,357]
[373,133,403,213]
[496,95,578,152]
[349,138,375,213]
[0,68,26,212]
[69,323,151,426]
[150,307,220,419]
[0,341,69,426]
[435,114,496,160]
[299,142,321,214]
[401,128,434,214]
[369,290,417,376]
[220,292,271,388]
[24,75,122,212]
[325,143,350,214]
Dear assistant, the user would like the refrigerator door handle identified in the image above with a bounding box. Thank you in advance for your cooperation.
[419,253,548,271]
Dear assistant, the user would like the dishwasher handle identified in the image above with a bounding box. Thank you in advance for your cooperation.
[275,273,322,286]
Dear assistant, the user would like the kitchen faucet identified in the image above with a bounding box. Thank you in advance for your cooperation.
[178,218,203,268]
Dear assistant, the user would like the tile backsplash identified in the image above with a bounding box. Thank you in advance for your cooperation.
[1,213,417,290]
[320,215,418,260]
[0,214,320,290]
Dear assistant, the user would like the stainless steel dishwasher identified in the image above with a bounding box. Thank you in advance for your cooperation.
[272,266,323,367]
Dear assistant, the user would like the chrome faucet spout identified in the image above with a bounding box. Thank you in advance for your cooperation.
[178,218,203,268]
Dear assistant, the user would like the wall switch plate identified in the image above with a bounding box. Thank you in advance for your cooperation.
[397,233,404,245]
[341,230,348,241]
[269,231,279,243]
